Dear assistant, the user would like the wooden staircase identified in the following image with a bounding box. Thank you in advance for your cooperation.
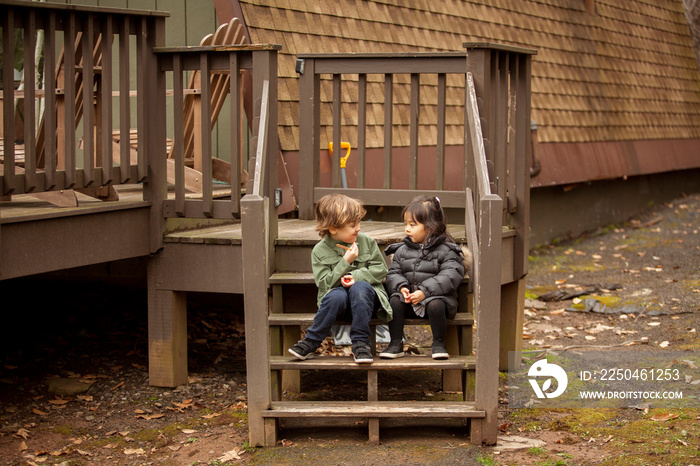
[259,246,482,445]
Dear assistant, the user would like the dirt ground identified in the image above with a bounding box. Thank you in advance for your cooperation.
[0,193,698,465]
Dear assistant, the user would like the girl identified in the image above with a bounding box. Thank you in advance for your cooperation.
[380,196,466,360]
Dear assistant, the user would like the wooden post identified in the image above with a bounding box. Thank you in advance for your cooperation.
[298,57,320,219]
[147,261,188,387]
[241,195,272,446]
[500,278,525,371]
[471,194,502,446]
[143,17,167,253]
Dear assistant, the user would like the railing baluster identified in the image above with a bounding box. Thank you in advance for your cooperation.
[357,73,367,189]
[229,52,241,215]
[44,12,57,190]
[173,54,185,216]
[23,9,37,192]
[507,54,518,215]
[136,17,147,181]
[436,73,446,191]
[100,15,114,184]
[383,73,393,189]
[200,53,213,217]
[64,11,77,188]
[119,16,131,183]
[495,52,508,206]
[332,74,342,188]
[82,13,95,186]
[2,9,16,195]
[409,73,419,190]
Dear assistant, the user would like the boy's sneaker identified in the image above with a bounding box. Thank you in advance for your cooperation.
[352,342,374,364]
[379,340,405,359]
[431,340,449,360]
[288,339,317,360]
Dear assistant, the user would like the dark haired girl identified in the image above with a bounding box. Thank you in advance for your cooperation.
[380,196,465,359]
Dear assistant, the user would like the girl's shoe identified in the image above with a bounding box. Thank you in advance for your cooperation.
[431,340,449,360]
[379,340,405,359]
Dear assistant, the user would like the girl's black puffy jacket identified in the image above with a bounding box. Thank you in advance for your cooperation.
[384,235,465,318]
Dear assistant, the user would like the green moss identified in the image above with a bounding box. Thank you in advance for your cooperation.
[51,424,76,435]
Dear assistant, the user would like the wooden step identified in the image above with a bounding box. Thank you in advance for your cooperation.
[269,312,474,326]
[262,401,485,418]
[270,272,470,285]
[270,355,475,370]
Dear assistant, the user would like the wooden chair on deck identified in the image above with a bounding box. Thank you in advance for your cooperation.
[111,18,249,193]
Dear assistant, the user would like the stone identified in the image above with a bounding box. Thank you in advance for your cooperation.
[46,378,91,396]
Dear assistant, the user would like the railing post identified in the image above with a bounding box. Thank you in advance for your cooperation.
[252,49,278,268]
[241,194,272,446]
[471,193,502,446]
[298,57,320,219]
[143,16,167,253]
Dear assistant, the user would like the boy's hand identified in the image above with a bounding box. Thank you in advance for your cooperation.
[341,274,355,287]
[343,242,359,264]
[407,290,425,305]
[400,287,411,303]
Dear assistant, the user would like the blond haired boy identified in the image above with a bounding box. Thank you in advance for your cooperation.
[288,194,391,364]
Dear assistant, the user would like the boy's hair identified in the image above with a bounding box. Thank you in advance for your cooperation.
[402,195,454,243]
[315,194,367,237]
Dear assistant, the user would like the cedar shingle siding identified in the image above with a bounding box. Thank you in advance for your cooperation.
[237,0,700,153]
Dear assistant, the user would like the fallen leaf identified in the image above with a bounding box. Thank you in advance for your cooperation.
[111,381,125,390]
[167,445,181,452]
[202,413,221,419]
[19,441,27,451]
[647,322,661,327]
[219,447,245,461]
[124,447,145,455]
[659,341,670,348]
[132,363,147,369]
[14,428,30,439]
[48,399,70,405]
[77,395,93,402]
[682,359,698,370]
[278,439,293,447]
[136,413,165,420]
[555,279,568,285]
[651,413,678,422]
[585,336,596,341]
[76,449,92,456]
[550,309,565,316]
[181,429,197,434]
[32,408,49,416]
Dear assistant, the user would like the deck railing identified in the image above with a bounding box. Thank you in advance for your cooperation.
[0,0,166,196]
[153,44,279,221]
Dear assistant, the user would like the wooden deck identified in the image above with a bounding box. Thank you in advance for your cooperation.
[164,218,468,246]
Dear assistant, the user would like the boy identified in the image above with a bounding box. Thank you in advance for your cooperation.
[288,194,392,364]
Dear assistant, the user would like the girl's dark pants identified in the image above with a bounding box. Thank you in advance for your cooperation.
[388,295,447,342]
[305,281,378,346]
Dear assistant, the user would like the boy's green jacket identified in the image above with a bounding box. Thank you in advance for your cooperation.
[311,232,392,322]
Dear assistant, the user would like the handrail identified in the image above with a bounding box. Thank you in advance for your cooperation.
[465,72,491,201]
[252,80,270,197]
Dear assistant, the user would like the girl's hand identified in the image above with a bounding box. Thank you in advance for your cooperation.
[400,287,411,303]
[407,290,425,305]
[343,242,359,264]
[341,274,355,288]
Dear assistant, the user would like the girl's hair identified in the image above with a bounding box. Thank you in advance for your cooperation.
[402,195,454,244]
[315,194,367,238]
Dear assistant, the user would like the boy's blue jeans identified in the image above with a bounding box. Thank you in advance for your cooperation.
[305,281,378,346]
